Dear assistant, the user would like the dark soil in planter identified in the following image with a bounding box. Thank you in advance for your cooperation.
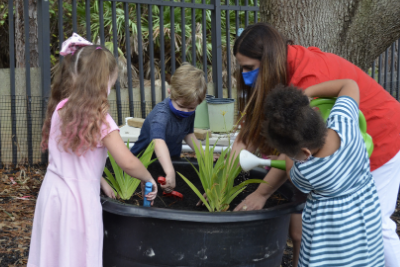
[103,158,289,211]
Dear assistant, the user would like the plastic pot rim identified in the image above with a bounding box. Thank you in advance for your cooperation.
[102,196,304,223]
[206,98,235,104]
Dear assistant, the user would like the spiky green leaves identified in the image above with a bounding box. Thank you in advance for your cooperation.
[103,140,156,200]
[178,133,266,212]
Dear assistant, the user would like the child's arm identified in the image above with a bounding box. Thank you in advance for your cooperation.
[100,177,116,199]
[284,155,294,182]
[304,79,360,105]
[184,133,201,152]
[103,131,157,201]
[153,139,176,193]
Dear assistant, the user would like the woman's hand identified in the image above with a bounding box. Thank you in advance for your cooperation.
[101,177,116,199]
[233,190,269,211]
[196,192,208,206]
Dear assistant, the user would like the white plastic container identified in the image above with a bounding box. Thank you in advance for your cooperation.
[119,117,141,143]
[207,98,235,133]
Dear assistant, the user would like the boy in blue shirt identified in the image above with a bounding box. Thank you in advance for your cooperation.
[131,63,207,193]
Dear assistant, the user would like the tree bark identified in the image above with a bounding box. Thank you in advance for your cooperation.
[260,0,400,71]
[15,0,24,68]
[15,0,39,68]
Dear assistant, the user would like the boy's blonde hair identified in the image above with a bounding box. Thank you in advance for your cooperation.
[170,62,207,106]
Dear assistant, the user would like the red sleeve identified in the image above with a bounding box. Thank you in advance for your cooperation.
[287,45,329,90]
[292,74,321,91]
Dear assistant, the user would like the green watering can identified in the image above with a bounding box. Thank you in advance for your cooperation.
[240,98,374,171]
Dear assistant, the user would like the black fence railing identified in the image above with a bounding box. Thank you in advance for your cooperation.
[1,0,399,166]
[52,0,258,126]
[3,0,258,166]
[370,39,400,100]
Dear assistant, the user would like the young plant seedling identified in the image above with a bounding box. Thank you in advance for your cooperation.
[104,140,156,200]
[178,111,266,212]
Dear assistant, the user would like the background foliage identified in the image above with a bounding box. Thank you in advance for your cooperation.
[0,0,258,87]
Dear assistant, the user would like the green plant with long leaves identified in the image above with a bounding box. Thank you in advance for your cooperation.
[104,140,156,200]
[178,133,265,212]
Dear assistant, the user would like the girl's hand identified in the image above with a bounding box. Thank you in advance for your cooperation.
[141,180,158,205]
[101,177,116,199]
[160,172,176,193]
[303,79,359,105]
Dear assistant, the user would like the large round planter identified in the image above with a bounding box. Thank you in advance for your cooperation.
[102,161,304,267]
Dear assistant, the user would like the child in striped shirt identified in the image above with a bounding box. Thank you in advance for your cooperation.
[262,79,384,267]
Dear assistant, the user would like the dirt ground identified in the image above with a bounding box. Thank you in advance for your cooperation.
[0,166,45,266]
[0,165,399,267]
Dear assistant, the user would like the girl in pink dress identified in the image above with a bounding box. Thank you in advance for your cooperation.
[28,36,157,267]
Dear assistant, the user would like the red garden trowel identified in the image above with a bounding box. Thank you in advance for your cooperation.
[157,176,183,199]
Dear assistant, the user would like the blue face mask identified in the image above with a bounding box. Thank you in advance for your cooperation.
[169,99,195,118]
[242,68,259,87]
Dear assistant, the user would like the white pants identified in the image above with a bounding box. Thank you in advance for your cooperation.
[372,150,400,267]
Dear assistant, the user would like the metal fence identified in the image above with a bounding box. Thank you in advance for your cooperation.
[370,39,400,100]
[2,0,400,166]
[54,0,258,125]
[3,0,258,166]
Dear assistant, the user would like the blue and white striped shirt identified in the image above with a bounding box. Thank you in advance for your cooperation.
[290,96,384,267]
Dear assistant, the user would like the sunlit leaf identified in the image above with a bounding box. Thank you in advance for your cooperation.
[104,140,155,200]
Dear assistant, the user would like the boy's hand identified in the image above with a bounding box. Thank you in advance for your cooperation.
[153,139,176,193]
[160,172,176,193]
[213,154,220,162]
[101,177,116,199]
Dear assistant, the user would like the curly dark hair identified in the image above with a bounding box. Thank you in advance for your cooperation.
[262,84,327,156]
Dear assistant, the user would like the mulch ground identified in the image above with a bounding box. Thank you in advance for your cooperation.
[0,165,399,267]
[0,166,45,266]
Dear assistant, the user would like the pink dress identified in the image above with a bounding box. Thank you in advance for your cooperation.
[28,99,119,267]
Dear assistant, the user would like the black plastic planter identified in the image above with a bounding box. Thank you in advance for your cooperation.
[102,161,304,267]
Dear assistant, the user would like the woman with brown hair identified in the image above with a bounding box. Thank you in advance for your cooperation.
[232,22,400,267]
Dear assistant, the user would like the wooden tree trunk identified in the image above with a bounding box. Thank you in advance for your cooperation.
[260,0,400,71]
[15,0,39,68]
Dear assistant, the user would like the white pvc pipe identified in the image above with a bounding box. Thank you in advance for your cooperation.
[123,143,229,153]
[181,144,230,153]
